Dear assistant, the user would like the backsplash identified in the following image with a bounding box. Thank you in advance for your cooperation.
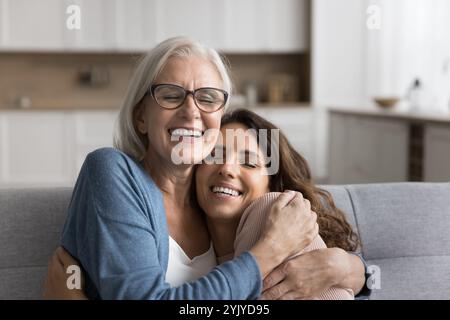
[0,52,309,109]
[0,53,138,109]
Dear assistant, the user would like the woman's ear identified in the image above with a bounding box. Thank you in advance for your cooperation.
[134,102,147,134]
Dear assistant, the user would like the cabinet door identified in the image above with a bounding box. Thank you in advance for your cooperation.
[328,113,350,183]
[0,0,8,47]
[73,111,117,181]
[267,0,309,52]
[115,0,158,51]
[155,0,225,49]
[329,114,408,184]
[424,125,450,182]
[63,0,116,51]
[330,115,379,184]
[1,0,65,50]
[0,112,73,187]
[223,0,269,52]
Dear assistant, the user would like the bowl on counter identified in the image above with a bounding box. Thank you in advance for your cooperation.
[373,97,400,109]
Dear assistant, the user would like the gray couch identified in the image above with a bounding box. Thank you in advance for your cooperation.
[1,182,449,300]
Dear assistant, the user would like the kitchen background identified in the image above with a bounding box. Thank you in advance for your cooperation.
[0,0,449,188]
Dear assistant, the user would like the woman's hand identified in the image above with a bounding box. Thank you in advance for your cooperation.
[260,247,364,300]
[42,246,88,300]
[250,191,319,277]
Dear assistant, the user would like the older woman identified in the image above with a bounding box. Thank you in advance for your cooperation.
[46,37,368,300]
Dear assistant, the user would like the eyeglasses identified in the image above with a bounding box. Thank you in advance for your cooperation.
[150,83,228,113]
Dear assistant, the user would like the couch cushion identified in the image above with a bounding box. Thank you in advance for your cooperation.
[0,188,72,299]
[367,256,450,300]
[0,266,49,300]
[346,183,450,260]
[322,185,358,233]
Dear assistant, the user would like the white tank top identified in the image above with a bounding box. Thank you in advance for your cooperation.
[165,236,217,287]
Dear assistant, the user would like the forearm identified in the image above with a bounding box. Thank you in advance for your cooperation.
[250,240,285,278]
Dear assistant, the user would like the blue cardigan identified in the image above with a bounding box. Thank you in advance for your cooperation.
[61,147,262,300]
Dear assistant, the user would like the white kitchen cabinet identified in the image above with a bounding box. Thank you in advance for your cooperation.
[0,110,118,188]
[0,0,115,51]
[328,113,409,184]
[424,124,450,182]
[223,0,309,52]
[154,0,226,50]
[0,0,119,51]
[0,111,74,187]
[72,111,117,181]
[0,0,65,50]
[63,0,117,51]
[266,0,309,52]
[114,0,158,51]
[0,0,8,46]
[222,0,268,52]
[0,0,309,52]
[252,107,316,176]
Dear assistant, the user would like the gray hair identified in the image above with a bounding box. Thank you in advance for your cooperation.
[113,37,232,161]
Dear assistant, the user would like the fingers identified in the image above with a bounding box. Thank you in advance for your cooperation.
[285,193,311,213]
[278,292,313,300]
[303,198,311,212]
[272,190,297,210]
[279,291,301,300]
[275,191,313,214]
[303,220,319,248]
[260,281,291,300]
[263,263,287,291]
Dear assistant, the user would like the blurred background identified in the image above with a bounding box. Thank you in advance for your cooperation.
[0,0,449,188]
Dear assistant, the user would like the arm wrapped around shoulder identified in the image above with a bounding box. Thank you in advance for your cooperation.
[235,192,354,300]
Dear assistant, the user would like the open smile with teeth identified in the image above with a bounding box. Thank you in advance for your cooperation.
[169,128,203,138]
[210,186,243,197]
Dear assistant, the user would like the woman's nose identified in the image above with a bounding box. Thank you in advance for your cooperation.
[218,162,239,178]
[179,94,200,119]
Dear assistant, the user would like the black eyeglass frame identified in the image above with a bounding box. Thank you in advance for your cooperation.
[150,83,229,113]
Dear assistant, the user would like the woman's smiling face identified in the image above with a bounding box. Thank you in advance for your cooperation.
[136,55,224,166]
[195,122,270,220]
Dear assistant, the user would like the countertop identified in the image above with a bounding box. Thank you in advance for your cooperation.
[328,105,450,125]
[0,97,122,111]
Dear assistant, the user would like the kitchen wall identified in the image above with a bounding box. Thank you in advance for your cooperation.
[366,0,450,112]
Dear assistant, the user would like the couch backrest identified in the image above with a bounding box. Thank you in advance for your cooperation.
[1,183,449,299]
[0,188,72,300]
[326,182,450,299]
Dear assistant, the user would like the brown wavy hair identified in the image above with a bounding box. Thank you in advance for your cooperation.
[221,109,360,252]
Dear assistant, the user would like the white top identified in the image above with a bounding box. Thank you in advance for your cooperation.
[165,236,217,287]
